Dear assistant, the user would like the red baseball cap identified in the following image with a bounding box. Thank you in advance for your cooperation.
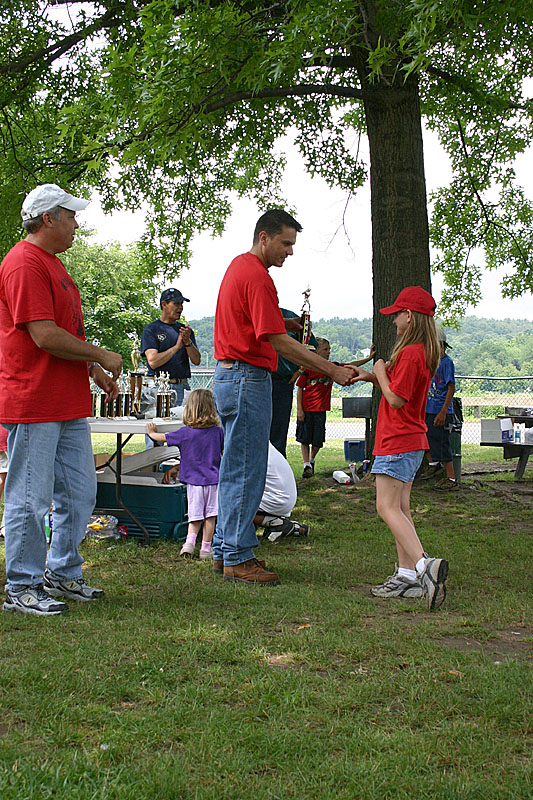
[380,286,436,316]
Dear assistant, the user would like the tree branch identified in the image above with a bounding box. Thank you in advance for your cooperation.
[0,6,126,78]
[427,65,530,112]
[47,81,365,176]
[456,117,530,271]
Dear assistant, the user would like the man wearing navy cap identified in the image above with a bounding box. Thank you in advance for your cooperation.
[141,288,201,407]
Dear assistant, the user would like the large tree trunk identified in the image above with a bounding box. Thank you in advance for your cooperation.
[358,69,432,444]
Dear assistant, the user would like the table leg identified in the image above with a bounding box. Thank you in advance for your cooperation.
[515,451,530,479]
[114,433,151,545]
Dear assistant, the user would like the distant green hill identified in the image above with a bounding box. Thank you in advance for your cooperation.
[190,315,533,380]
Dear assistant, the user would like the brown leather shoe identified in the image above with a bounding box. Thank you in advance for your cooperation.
[214,558,267,575]
[223,558,280,585]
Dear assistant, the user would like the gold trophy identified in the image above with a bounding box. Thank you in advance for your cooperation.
[129,332,144,416]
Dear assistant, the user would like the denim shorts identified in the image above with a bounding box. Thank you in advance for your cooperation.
[371,450,425,483]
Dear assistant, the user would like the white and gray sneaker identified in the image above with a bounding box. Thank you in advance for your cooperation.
[371,570,424,599]
[264,517,310,543]
[3,585,68,616]
[419,558,449,610]
[43,570,104,602]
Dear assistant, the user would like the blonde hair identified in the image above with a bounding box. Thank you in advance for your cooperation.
[389,311,441,375]
[182,389,221,429]
[316,337,330,348]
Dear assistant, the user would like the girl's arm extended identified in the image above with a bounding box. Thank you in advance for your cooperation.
[348,343,376,367]
[146,422,167,442]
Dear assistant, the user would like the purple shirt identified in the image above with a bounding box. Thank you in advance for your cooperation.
[165,425,224,485]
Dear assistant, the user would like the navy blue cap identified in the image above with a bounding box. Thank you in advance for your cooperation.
[160,288,189,304]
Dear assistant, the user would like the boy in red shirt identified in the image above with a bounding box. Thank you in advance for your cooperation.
[296,339,375,477]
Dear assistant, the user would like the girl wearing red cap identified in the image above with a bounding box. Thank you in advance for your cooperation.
[354,286,449,610]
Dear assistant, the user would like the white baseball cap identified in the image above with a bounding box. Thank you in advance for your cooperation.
[21,183,89,221]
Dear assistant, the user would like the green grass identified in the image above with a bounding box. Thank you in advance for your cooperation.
[1,443,531,799]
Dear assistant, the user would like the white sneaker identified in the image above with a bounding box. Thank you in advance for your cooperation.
[3,585,68,615]
[419,558,449,610]
[43,570,104,602]
[371,569,423,599]
[199,548,213,560]
[180,541,195,558]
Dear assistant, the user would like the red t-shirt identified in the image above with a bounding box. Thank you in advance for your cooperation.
[214,252,286,372]
[0,240,91,423]
[0,425,8,452]
[297,368,334,412]
[373,343,431,456]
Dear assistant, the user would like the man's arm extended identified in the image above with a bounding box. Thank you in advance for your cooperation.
[26,320,122,378]
[268,333,356,386]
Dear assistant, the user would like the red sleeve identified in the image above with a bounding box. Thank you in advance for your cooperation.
[388,347,425,402]
[3,256,56,330]
[296,371,309,388]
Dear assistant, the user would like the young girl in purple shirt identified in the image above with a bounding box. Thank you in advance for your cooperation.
[147,389,224,559]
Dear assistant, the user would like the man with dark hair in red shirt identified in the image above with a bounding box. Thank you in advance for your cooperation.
[212,208,357,585]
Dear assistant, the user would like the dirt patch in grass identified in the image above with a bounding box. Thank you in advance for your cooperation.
[436,634,533,661]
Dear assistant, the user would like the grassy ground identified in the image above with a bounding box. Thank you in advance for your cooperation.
[0,442,531,800]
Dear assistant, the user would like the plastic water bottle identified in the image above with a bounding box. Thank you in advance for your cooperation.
[333,470,351,484]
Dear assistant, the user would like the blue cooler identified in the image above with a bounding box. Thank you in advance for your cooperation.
[344,439,365,462]
[94,447,188,542]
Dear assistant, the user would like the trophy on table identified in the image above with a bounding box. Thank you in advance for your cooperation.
[300,287,313,346]
[129,332,145,416]
[156,372,172,418]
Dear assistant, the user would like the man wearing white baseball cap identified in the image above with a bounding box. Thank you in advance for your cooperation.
[0,184,123,616]
[20,183,90,221]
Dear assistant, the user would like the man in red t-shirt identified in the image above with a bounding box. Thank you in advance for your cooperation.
[0,184,122,616]
[212,209,357,585]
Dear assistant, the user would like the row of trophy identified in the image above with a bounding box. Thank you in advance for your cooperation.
[90,334,175,419]
[90,370,175,419]
[91,372,135,418]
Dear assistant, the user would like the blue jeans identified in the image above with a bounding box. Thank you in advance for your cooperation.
[3,419,97,591]
[212,361,272,565]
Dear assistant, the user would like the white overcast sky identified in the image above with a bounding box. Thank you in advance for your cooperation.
[82,127,533,323]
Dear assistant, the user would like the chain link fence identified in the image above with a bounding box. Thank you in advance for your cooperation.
[191,369,533,446]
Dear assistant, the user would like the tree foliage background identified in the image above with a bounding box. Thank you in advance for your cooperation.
[190,312,533,386]
[62,233,160,363]
[0,0,532,347]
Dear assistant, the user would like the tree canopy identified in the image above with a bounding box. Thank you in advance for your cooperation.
[1,0,532,347]
[62,233,160,362]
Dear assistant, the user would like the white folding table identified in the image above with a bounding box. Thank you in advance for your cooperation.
[89,417,183,543]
